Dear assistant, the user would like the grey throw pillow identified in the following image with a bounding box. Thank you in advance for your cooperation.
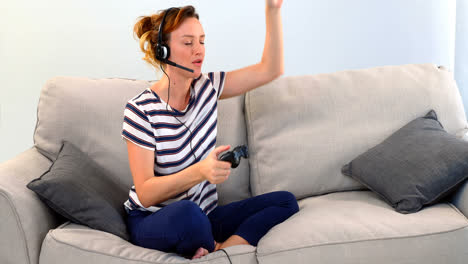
[27,141,129,240]
[342,110,468,214]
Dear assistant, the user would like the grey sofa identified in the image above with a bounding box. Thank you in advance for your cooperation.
[2,63,468,264]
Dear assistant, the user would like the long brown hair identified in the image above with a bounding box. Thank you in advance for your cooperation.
[133,6,199,70]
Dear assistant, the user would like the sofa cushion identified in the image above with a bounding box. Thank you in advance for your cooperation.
[245,63,468,199]
[342,109,468,213]
[256,191,468,264]
[39,222,257,264]
[33,76,250,206]
[27,141,129,240]
[34,77,152,190]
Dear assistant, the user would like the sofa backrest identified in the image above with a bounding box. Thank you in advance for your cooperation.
[33,76,250,206]
[245,63,468,199]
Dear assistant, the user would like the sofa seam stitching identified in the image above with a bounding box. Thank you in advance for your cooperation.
[240,93,253,197]
[0,191,31,264]
[32,77,47,148]
[33,78,57,160]
[245,91,262,195]
[256,224,468,258]
[47,229,255,264]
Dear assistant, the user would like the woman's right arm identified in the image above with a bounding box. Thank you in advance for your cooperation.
[126,140,231,208]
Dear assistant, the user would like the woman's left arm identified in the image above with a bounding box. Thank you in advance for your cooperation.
[220,0,284,100]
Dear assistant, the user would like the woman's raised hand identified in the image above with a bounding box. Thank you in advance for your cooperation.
[267,0,283,9]
[198,145,231,184]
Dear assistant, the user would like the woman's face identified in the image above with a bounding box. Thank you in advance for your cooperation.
[167,17,205,78]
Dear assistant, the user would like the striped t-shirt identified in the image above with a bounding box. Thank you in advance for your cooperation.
[121,71,226,216]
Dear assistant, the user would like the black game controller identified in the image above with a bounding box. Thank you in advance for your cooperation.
[219,145,249,168]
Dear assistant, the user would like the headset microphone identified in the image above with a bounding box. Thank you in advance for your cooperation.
[155,7,194,73]
[165,59,194,73]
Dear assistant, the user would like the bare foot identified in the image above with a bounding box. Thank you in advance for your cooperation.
[191,247,209,259]
[216,235,249,250]
[214,241,222,251]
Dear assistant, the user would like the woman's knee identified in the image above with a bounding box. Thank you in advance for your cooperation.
[172,201,215,252]
[173,200,201,214]
[272,191,299,214]
[173,201,212,232]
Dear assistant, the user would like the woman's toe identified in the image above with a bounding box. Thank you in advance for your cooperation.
[192,247,209,259]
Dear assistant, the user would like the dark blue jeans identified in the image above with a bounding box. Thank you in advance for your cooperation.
[126,191,299,257]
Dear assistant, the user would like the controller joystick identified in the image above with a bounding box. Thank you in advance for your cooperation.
[219,145,249,168]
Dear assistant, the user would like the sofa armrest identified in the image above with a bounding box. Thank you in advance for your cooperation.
[0,147,61,264]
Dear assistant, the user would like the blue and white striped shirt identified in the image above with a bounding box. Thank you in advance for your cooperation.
[121,71,226,215]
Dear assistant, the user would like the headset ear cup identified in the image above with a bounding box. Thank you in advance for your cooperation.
[155,44,170,61]
[162,44,170,60]
[155,44,162,61]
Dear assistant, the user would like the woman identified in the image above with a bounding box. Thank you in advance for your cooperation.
[121,0,299,260]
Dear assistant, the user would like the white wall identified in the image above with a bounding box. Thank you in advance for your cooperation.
[0,0,459,162]
[456,0,468,113]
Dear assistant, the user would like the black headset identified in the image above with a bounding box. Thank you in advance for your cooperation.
[155,8,194,73]
[155,8,172,62]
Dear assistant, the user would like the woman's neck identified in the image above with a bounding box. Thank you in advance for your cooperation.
[152,72,193,111]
